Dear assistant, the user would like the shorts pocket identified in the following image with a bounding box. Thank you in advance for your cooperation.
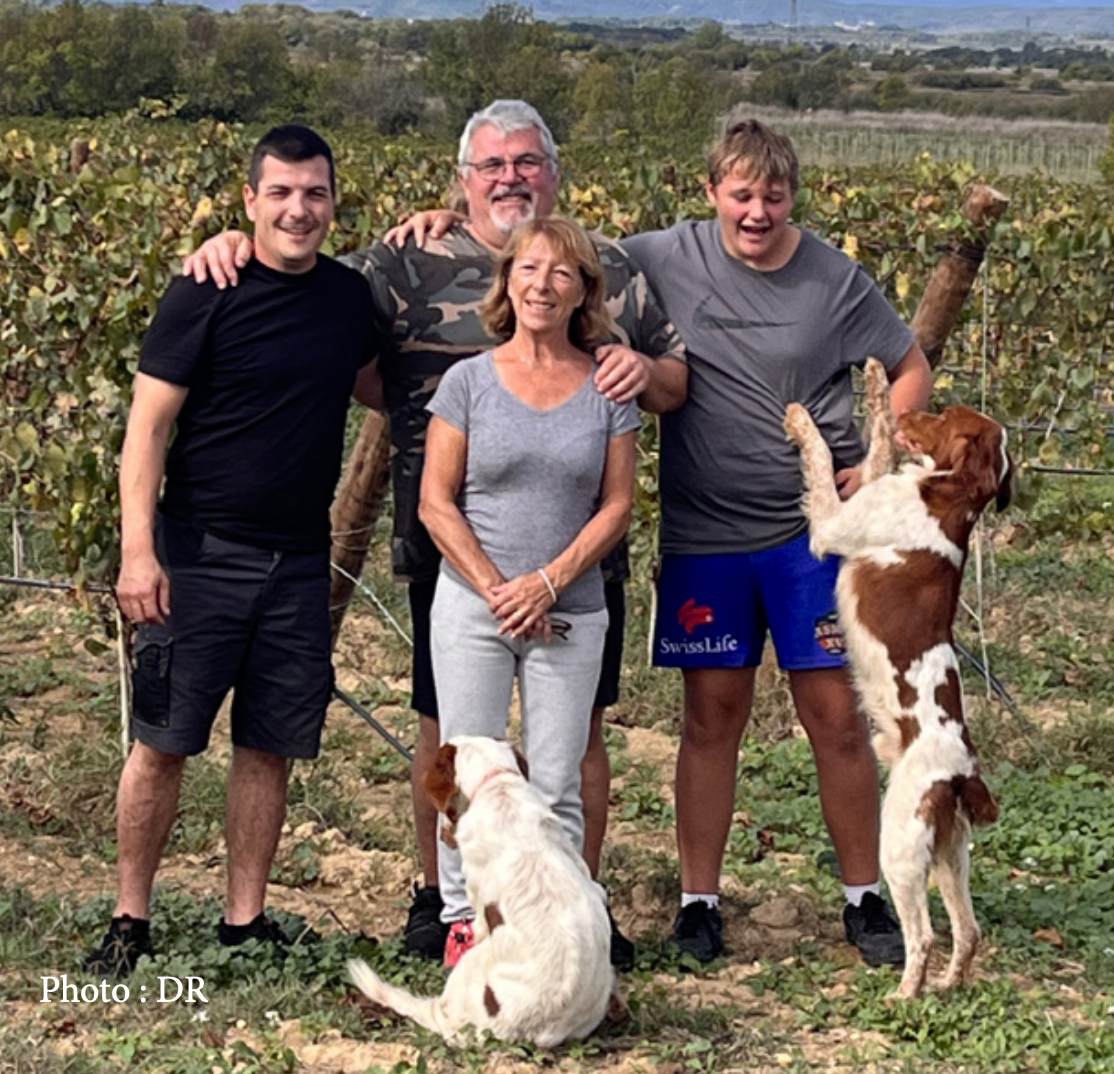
[132,632,173,728]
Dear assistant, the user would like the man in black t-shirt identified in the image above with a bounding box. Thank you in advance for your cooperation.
[85,125,382,976]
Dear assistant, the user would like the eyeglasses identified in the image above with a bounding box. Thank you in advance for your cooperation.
[463,153,550,181]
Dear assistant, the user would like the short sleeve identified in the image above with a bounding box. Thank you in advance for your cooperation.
[630,270,686,364]
[843,264,915,372]
[340,243,393,363]
[139,277,222,386]
[426,356,474,434]
[596,234,685,364]
[610,398,641,438]
[620,231,671,279]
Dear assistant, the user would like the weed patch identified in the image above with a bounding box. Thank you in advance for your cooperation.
[2,484,1113,1071]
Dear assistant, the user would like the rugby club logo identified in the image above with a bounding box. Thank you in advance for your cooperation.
[814,612,846,656]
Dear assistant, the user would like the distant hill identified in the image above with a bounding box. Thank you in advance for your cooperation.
[184,0,1114,37]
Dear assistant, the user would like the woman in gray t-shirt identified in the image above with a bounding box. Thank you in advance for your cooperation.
[420,217,639,954]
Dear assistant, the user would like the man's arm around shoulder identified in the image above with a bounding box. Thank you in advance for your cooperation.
[588,231,687,413]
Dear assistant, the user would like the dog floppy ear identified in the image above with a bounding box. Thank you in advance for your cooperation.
[423,743,466,847]
[954,417,1011,510]
[995,452,1014,512]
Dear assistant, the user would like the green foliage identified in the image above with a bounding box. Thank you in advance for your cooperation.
[422,5,575,139]
[918,70,1011,91]
[728,738,827,869]
[4,119,1114,578]
[750,51,851,111]
[753,962,1114,1073]
[5,2,1114,140]
[0,655,61,698]
[1,555,1113,1071]
[799,163,1114,488]
[192,15,298,124]
[616,760,673,826]
[0,0,182,116]
[1,112,246,580]
[875,74,914,112]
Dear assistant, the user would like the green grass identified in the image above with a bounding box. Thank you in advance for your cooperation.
[2,484,1113,1071]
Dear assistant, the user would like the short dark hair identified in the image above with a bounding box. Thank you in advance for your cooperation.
[249,124,336,195]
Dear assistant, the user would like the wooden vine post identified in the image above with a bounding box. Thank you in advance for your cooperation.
[910,184,1010,369]
[328,409,391,642]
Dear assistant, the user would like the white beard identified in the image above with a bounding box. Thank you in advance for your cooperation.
[489,191,537,234]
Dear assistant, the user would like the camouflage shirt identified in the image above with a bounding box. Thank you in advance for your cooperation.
[344,222,685,583]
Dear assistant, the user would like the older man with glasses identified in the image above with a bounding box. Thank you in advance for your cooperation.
[184,100,688,969]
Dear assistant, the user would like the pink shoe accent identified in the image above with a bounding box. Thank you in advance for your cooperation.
[443,920,475,967]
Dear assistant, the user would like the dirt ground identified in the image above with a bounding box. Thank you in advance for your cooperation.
[0,586,1033,1073]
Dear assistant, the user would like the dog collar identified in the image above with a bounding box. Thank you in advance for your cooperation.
[469,766,520,799]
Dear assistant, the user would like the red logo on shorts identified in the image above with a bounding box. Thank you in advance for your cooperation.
[678,597,714,635]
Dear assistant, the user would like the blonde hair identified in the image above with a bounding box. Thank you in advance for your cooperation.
[708,119,800,193]
[480,216,612,349]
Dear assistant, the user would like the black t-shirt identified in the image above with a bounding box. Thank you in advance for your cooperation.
[139,256,377,552]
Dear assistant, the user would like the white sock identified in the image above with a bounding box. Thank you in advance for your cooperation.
[681,892,720,910]
[843,883,881,908]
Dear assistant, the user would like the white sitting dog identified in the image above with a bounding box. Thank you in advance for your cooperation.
[349,735,617,1046]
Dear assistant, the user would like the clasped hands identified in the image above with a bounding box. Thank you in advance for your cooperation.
[487,571,560,642]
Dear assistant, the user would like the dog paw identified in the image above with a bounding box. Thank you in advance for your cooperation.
[885,984,922,1005]
[606,985,630,1023]
[864,358,888,412]
[886,975,928,1003]
[938,968,972,991]
[784,403,814,444]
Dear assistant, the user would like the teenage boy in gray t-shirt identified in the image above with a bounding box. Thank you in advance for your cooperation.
[622,119,934,968]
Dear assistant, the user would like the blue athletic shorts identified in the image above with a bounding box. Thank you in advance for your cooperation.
[652,533,847,671]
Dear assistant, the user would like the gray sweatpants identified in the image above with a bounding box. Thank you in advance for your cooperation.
[430,569,609,923]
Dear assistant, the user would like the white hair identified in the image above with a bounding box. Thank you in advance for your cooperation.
[457,100,559,171]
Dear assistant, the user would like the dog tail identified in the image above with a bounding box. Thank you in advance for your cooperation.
[958,773,999,828]
[347,958,392,1009]
[347,959,452,1039]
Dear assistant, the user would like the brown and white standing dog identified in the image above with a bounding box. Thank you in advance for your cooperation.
[348,735,616,1045]
[784,359,1012,1000]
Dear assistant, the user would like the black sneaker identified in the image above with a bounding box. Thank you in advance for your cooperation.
[218,912,290,948]
[843,892,906,968]
[84,915,153,978]
[608,908,635,971]
[403,883,450,960]
[668,901,724,964]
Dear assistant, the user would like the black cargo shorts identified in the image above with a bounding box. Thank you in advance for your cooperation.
[131,514,332,759]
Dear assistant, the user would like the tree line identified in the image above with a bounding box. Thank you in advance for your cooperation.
[0,1,745,146]
[6,1,1114,141]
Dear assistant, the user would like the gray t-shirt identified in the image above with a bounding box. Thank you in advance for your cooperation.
[623,223,915,555]
[427,351,641,612]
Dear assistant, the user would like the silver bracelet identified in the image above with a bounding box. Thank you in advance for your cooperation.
[537,568,558,603]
